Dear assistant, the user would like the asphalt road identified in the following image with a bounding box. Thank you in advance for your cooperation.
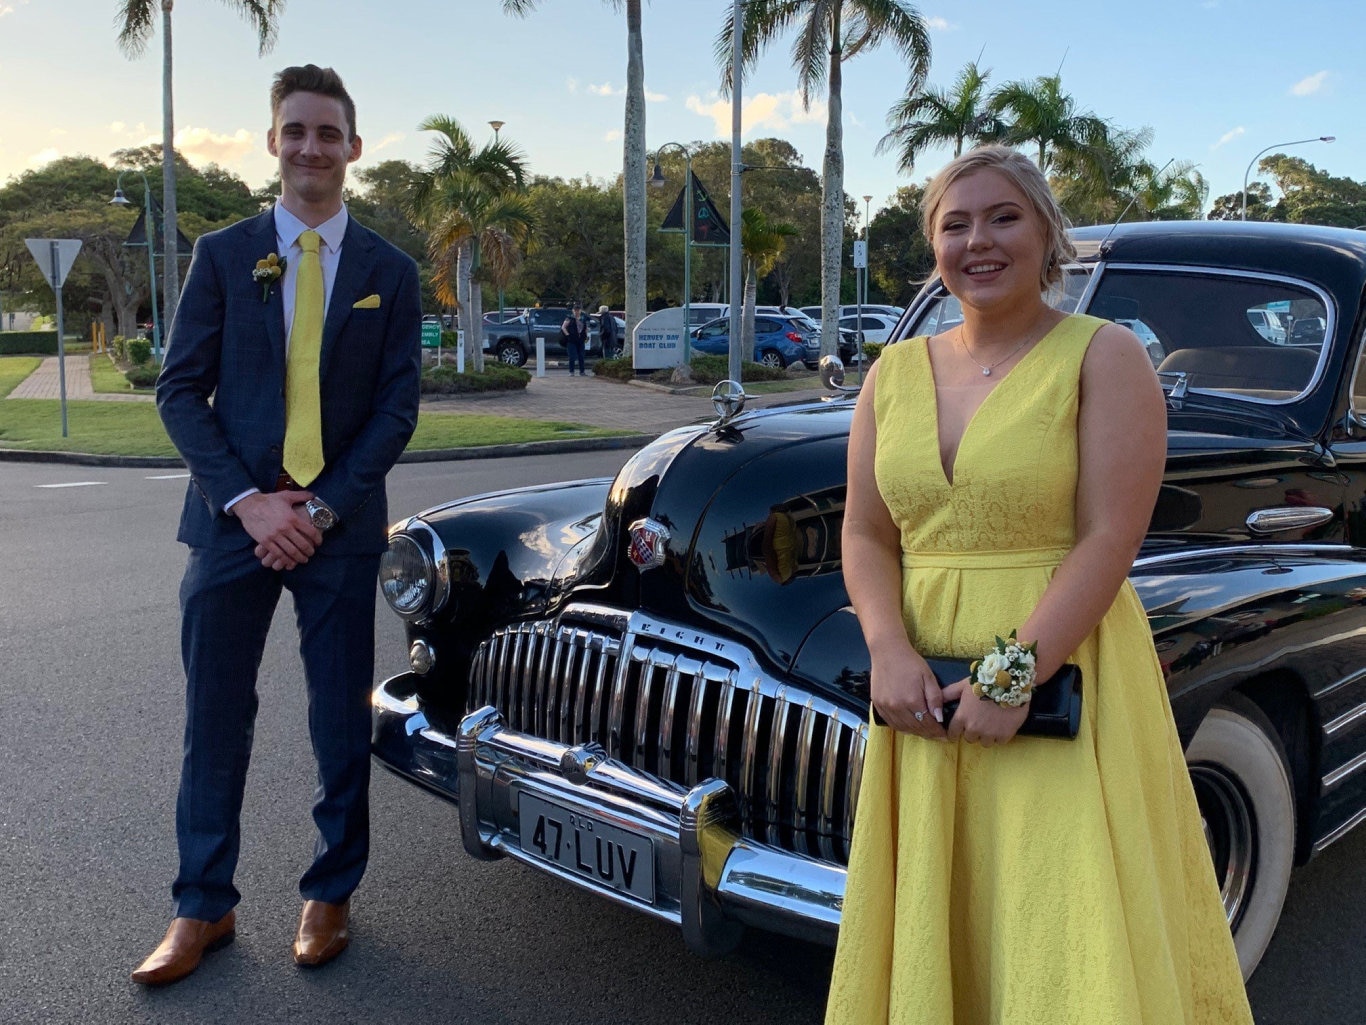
[1,457,1363,1024]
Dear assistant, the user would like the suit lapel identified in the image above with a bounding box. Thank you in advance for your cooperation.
[245,209,286,371]
[322,218,378,372]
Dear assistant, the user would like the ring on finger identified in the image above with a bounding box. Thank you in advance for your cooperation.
[913,710,926,723]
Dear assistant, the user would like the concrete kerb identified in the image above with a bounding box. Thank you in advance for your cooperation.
[0,432,661,470]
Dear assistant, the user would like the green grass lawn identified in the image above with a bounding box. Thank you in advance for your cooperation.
[88,350,151,394]
[0,357,628,456]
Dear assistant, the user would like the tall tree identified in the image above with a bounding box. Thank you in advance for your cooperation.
[409,115,532,372]
[877,59,1000,173]
[739,206,798,354]
[724,0,932,358]
[503,0,648,344]
[115,0,286,335]
[989,72,1109,177]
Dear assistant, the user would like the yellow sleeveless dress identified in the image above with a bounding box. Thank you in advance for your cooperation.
[825,315,1254,1024]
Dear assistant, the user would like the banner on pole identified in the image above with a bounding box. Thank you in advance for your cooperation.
[660,171,730,245]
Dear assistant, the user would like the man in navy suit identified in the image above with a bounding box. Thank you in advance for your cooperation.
[133,65,421,986]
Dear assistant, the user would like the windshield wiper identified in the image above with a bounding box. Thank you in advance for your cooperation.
[1157,370,1188,410]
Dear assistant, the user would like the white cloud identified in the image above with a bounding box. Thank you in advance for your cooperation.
[1290,71,1329,96]
[588,82,622,97]
[173,126,256,167]
[604,129,622,142]
[645,89,668,103]
[0,1,31,18]
[686,91,826,136]
[1213,126,1244,149]
[369,132,404,152]
[28,147,59,167]
[926,16,954,30]
[109,121,126,134]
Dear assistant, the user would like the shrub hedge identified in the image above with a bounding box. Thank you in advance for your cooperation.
[420,362,531,395]
[127,338,153,367]
[687,354,788,385]
[0,331,59,356]
[125,364,160,388]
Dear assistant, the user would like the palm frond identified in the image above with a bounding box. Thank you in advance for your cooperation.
[219,0,286,55]
[114,0,158,57]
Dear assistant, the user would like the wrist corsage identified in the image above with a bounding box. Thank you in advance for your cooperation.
[970,630,1038,708]
[252,252,285,302]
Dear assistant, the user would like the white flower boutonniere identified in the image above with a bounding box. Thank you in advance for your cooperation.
[252,252,285,302]
[970,630,1039,708]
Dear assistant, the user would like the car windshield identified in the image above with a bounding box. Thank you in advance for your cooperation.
[1087,268,1329,404]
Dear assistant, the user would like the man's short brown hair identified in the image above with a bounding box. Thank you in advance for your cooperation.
[270,64,357,139]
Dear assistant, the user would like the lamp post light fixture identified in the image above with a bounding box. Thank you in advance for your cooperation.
[650,142,694,364]
[489,119,507,323]
[859,194,873,373]
[110,169,162,361]
[488,120,505,140]
[1241,135,1335,220]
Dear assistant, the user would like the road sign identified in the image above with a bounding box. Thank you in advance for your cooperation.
[25,238,82,290]
[421,320,442,349]
[852,240,868,269]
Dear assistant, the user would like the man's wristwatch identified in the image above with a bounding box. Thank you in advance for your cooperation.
[304,498,338,532]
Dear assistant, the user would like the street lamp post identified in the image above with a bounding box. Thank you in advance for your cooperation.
[859,194,872,372]
[650,142,693,365]
[1241,135,1335,220]
[110,170,162,361]
[490,119,507,324]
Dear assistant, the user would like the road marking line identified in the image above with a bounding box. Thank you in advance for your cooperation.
[146,473,191,480]
[35,482,107,489]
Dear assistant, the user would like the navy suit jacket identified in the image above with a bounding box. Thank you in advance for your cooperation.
[157,207,422,555]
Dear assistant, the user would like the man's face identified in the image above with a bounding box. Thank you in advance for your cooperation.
[267,91,362,210]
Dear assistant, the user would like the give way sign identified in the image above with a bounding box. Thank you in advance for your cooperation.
[25,238,83,291]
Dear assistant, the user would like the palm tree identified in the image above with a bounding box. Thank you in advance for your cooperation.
[724,0,932,359]
[989,73,1110,177]
[503,0,648,342]
[739,206,799,355]
[876,60,1001,174]
[409,116,533,373]
[115,0,286,340]
[1050,124,1152,225]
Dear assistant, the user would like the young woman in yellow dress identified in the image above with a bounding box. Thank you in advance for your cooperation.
[825,146,1254,1024]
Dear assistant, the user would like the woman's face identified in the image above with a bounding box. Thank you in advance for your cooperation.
[931,168,1048,311]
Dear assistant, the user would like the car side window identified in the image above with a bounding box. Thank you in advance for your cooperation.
[1088,268,1329,402]
[909,293,963,337]
[698,323,726,339]
[754,318,779,334]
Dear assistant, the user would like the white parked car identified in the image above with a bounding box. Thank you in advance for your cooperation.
[837,312,899,345]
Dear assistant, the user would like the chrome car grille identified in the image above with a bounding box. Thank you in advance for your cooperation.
[467,611,868,864]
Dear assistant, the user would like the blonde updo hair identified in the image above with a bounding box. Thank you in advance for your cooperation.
[920,145,1076,292]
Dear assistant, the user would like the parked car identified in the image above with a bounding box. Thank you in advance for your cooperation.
[836,312,898,345]
[690,313,813,368]
[373,220,1366,980]
[481,307,604,367]
[1246,307,1288,345]
[800,304,905,322]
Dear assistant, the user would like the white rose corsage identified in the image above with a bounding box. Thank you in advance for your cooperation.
[970,630,1038,708]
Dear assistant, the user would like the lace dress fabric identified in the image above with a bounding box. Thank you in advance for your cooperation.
[825,315,1254,1024]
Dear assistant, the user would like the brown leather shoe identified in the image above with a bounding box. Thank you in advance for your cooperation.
[131,911,236,986]
[292,899,350,967]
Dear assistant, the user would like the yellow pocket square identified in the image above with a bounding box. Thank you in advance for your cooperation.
[352,294,381,309]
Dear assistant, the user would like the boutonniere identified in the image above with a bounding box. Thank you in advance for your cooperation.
[252,252,285,302]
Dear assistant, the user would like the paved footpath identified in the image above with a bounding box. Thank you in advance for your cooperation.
[6,354,834,438]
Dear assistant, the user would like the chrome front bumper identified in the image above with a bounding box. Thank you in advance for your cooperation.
[372,673,846,955]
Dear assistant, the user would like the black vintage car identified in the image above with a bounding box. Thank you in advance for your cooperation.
[373,221,1366,980]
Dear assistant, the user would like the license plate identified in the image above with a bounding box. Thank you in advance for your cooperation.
[517,793,655,904]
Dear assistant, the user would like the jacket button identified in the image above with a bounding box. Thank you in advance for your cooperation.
[269,445,280,454]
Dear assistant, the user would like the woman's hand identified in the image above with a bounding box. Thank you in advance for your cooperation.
[870,643,947,740]
[941,679,1028,747]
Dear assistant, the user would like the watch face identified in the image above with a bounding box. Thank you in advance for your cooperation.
[309,502,337,530]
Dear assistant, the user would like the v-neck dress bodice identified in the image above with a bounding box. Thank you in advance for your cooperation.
[873,316,1082,559]
[825,313,1254,1024]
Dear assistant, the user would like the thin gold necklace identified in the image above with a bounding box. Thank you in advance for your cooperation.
[957,326,1034,376]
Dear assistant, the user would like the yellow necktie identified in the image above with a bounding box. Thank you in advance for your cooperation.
[283,229,325,486]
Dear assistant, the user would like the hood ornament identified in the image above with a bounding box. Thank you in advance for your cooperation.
[627,518,670,571]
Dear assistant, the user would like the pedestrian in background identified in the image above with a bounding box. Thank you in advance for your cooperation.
[562,302,587,376]
[597,304,618,359]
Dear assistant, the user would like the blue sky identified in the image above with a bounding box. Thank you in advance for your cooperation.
[0,0,1359,220]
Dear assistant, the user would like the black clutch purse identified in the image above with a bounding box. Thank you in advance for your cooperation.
[870,657,1082,739]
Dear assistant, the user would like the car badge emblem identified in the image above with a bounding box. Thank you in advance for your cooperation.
[627,518,670,571]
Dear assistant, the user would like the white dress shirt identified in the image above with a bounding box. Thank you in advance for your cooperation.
[224,203,349,513]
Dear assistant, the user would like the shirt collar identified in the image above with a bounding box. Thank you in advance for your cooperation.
[273,202,349,254]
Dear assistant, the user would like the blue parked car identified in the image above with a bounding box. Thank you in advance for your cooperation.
[691,314,814,368]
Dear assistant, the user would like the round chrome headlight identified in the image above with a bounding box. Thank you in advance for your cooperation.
[379,527,449,622]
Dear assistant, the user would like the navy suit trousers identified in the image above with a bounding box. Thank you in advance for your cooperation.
[171,544,380,921]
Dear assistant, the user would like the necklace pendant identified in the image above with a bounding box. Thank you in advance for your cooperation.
[982,367,992,376]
